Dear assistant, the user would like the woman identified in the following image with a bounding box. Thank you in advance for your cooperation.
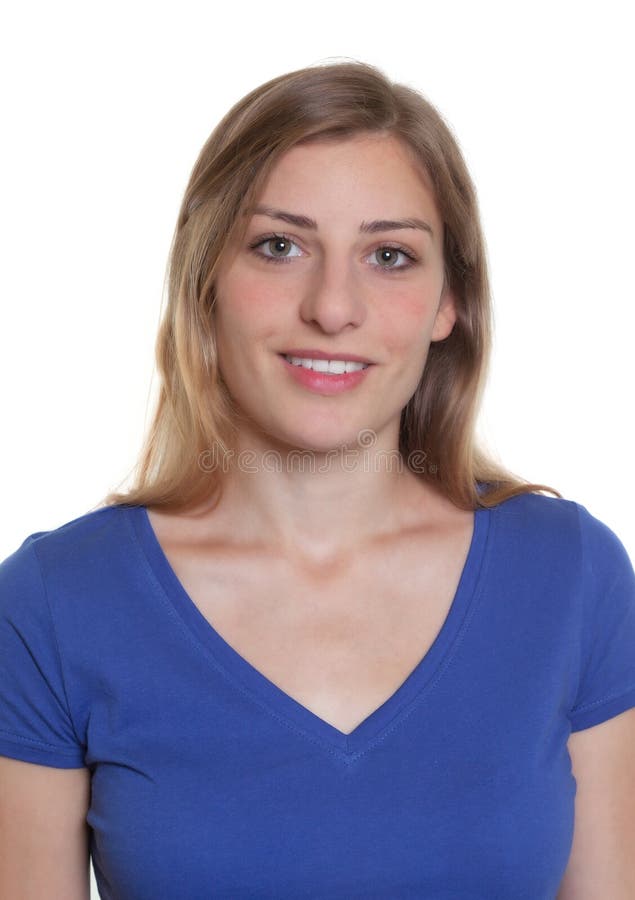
[1,61,634,899]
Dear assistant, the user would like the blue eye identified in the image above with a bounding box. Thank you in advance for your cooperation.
[367,246,417,271]
[247,232,418,272]
[248,234,302,264]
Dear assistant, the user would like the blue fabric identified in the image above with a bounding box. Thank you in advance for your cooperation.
[1,491,634,899]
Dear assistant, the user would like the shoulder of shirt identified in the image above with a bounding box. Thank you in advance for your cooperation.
[487,489,579,530]
[490,489,632,579]
[3,503,133,571]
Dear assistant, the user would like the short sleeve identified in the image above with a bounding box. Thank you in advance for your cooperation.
[569,504,635,732]
[0,535,86,767]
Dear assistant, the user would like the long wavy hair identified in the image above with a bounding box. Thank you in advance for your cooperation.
[99,59,559,513]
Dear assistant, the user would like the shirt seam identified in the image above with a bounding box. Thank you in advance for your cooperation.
[28,537,85,751]
[571,501,625,711]
[570,683,635,717]
[0,726,84,755]
[122,508,359,761]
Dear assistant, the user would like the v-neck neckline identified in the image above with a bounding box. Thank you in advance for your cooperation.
[127,502,493,758]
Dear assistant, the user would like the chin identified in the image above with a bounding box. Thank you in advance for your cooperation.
[269,425,365,458]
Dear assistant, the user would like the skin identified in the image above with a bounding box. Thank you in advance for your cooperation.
[146,132,474,735]
[200,132,459,569]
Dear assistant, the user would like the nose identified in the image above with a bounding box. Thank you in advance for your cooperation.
[298,253,368,334]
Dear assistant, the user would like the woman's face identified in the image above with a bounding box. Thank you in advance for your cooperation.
[213,132,456,455]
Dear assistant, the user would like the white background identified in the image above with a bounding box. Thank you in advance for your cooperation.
[1,2,633,895]
[2,1,633,562]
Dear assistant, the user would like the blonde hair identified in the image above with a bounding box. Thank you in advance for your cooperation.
[100,59,559,513]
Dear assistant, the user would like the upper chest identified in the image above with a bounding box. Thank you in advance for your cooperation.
[146,508,474,733]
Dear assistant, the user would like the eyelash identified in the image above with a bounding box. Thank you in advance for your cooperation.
[247,232,419,273]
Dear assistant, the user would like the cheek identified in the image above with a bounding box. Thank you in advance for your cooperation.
[374,288,439,355]
[214,270,275,346]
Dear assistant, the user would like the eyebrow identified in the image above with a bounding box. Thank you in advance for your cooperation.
[247,205,434,238]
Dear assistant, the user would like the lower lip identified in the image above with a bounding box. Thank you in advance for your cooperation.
[278,355,374,395]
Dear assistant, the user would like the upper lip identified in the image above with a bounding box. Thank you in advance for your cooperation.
[280,349,375,364]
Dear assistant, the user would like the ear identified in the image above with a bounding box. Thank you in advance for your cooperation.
[430,286,457,342]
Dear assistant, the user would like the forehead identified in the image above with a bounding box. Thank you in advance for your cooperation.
[251,133,441,227]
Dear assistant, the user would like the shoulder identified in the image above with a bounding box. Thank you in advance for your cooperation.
[0,504,144,685]
[490,489,576,527]
[0,503,134,597]
[490,491,631,570]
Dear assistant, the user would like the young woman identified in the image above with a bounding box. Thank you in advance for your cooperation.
[1,61,634,899]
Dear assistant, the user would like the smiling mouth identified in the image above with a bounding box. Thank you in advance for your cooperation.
[279,354,371,375]
[276,353,374,395]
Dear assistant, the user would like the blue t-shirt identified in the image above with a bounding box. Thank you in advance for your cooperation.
[1,491,635,899]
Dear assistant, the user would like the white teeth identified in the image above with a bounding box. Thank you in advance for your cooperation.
[284,355,369,374]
